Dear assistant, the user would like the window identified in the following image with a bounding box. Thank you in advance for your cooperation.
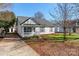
[24,27,32,32]
[40,27,45,32]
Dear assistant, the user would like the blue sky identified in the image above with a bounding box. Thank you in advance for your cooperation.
[11,3,56,20]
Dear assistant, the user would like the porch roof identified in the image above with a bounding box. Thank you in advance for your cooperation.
[21,24,52,27]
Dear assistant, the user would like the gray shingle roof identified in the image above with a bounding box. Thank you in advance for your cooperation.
[17,16,53,27]
[32,18,53,26]
[17,16,29,24]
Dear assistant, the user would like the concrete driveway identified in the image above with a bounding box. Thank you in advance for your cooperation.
[0,39,39,56]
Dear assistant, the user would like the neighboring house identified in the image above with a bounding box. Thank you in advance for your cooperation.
[8,23,16,33]
[75,19,79,33]
[55,26,75,33]
[54,26,64,33]
[54,20,76,33]
[16,16,55,37]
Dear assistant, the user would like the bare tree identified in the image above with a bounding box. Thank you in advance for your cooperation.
[0,3,12,11]
[34,11,44,19]
[49,3,79,41]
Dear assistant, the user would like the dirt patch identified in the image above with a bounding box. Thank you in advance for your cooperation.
[5,33,20,38]
[26,40,79,56]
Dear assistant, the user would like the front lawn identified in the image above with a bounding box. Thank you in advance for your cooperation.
[23,33,79,56]
[26,40,79,56]
[41,33,79,41]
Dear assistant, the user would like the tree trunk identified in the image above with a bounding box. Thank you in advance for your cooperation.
[63,4,67,41]
[63,26,66,41]
[69,27,71,35]
[1,30,6,37]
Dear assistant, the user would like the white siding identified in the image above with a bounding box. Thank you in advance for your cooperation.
[35,27,40,35]
[35,27,55,35]
[18,19,36,37]
[17,23,22,37]
[40,27,55,34]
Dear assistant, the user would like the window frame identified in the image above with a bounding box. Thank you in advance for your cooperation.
[24,27,32,32]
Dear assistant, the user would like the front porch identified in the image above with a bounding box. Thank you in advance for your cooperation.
[21,24,42,37]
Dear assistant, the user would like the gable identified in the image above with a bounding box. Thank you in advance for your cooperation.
[23,19,36,25]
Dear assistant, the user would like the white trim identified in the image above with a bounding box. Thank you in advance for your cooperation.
[9,28,12,33]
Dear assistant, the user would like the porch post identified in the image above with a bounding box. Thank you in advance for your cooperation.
[9,28,11,33]
[13,28,15,32]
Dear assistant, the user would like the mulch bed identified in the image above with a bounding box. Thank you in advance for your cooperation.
[26,40,79,56]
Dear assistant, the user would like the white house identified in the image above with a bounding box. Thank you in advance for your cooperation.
[8,23,16,33]
[16,16,55,37]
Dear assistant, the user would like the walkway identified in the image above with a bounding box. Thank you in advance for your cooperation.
[0,34,39,56]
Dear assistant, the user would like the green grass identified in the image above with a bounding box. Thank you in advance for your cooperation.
[41,33,79,40]
[23,33,79,42]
